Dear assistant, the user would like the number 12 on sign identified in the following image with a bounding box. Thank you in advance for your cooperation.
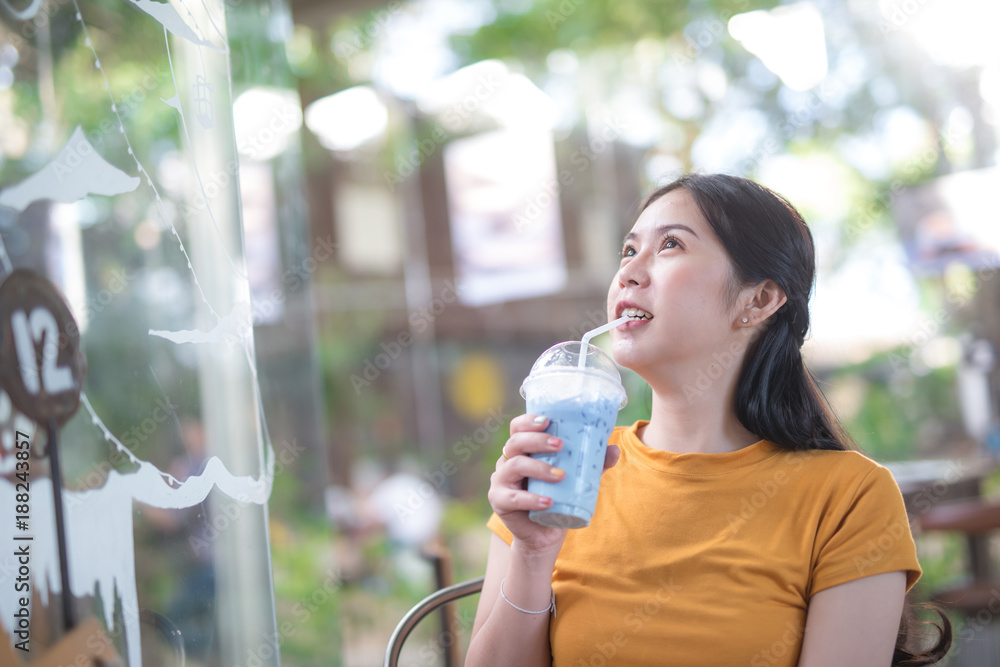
[10,307,76,395]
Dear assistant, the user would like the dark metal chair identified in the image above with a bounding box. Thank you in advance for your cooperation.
[383,576,485,667]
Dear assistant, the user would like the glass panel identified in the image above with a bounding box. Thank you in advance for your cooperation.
[0,1,280,664]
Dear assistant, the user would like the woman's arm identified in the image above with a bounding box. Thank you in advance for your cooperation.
[464,413,569,667]
[465,534,558,667]
[465,414,621,667]
[797,571,906,667]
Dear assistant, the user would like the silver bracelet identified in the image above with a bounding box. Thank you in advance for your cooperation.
[499,577,556,617]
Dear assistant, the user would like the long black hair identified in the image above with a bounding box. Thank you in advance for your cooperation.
[640,173,951,665]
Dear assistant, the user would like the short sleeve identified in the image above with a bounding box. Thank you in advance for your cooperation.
[487,512,514,545]
[810,465,922,597]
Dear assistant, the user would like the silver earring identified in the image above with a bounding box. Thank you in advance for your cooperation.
[742,317,749,324]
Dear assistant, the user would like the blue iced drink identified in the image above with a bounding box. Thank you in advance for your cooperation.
[520,342,627,529]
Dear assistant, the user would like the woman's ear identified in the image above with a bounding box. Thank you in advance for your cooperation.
[739,280,787,327]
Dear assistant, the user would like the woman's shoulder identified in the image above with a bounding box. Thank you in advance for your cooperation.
[774,445,902,495]
[783,445,886,471]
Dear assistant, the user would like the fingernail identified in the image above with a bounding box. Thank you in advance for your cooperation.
[538,497,552,508]
[548,437,561,449]
[532,416,547,425]
[550,467,565,478]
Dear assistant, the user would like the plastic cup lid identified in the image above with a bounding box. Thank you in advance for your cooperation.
[519,341,627,408]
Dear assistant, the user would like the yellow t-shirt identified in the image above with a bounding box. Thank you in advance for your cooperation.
[487,421,921,666]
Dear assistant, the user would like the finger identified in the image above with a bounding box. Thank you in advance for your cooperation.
[495,456,567,485]
[510,413,550,435]
[488,486,554,514]
[603,444,620,472]
[498,433,562,466]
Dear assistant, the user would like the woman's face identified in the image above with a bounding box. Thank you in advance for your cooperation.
[606,188,742,378]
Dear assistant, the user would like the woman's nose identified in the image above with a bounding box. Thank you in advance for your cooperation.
[617,254,649,288]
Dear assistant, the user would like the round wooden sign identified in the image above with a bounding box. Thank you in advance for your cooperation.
[0,269,87,426]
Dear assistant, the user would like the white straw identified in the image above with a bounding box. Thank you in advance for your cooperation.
[578,315,630,368]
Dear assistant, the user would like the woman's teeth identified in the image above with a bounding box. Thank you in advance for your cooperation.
[624,308,652,320]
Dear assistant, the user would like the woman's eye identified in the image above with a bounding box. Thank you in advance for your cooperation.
[661,236,681,250]
[621,245,636,258]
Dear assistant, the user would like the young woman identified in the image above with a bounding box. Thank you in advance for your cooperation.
[466,173,951,666]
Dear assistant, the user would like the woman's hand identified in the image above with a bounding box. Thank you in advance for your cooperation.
[489,414,621,556]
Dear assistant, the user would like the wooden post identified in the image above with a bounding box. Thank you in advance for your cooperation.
[422,536,460,667]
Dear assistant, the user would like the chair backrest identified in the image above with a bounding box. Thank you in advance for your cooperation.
[383,576,485,667]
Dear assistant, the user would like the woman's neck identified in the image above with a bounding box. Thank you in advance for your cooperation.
[638,379,760,455]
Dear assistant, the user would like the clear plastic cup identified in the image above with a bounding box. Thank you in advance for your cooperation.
[519,341,627,528]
